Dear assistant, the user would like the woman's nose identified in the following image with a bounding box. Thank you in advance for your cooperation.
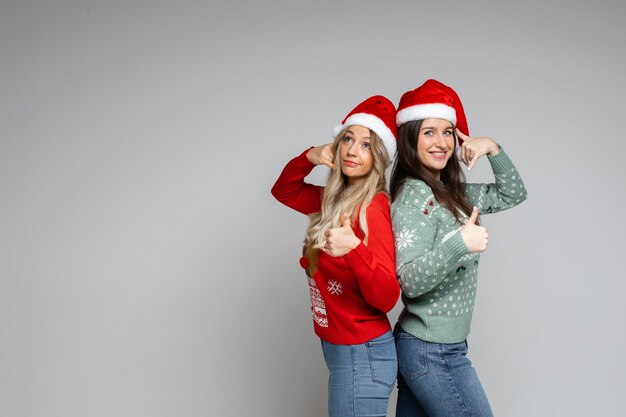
[434,133,447,147]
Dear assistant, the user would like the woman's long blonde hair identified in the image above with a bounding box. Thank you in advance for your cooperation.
[304,127,389,275]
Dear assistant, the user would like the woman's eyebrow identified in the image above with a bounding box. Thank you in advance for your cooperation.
[420,125,452,131]
[346,129,370,139]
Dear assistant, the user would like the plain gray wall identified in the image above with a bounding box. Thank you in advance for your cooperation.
[1,0,624,416]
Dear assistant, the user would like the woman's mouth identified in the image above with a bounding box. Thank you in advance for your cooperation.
[343,160,359,167]
[429,151,448,160]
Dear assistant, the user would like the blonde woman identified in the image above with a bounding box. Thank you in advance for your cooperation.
[271,96,401,417]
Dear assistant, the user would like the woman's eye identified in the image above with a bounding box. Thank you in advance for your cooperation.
[444,130,453,136]
[343,136,353,142]
[363,142,371,149]
[424,130,433,136]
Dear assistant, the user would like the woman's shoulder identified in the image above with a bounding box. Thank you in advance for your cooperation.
[396,178,434,202]
[368,192,391,211]
[357,193,391,226]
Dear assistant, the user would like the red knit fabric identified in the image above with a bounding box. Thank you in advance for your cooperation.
[271,149,400,344]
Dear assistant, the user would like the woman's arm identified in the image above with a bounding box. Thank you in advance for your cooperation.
[456,131,528,214]
[465,149,528,214]
[341,196,401,313]
[392,183,471,299]
[270,148,324,215]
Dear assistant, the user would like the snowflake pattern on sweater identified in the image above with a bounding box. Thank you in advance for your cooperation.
[391,149,527,343]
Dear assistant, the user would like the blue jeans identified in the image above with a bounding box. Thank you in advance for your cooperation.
[321,331,397,417]
[394,325,493,417]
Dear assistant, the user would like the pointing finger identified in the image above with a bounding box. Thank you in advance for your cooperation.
[455,128,469,140]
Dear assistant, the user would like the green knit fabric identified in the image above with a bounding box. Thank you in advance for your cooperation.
[391,149,528,343]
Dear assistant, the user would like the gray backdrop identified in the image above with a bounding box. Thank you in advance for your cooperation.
[1,1,624,416]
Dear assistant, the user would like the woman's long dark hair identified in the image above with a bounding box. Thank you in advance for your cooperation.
[390,120,475,223]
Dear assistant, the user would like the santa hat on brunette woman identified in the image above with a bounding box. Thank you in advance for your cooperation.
[396,79,469,147]
[332,95,397,165]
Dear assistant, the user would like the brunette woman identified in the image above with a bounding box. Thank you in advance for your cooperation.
[390,80,528,417]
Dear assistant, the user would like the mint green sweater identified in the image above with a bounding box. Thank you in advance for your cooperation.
[391,149,528,343]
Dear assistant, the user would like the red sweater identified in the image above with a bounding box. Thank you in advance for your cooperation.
[271,149,400,344]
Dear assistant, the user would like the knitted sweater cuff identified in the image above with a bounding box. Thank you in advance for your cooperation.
[345,241,371,270]
[487,147,513,174]
[441,231,470,263]
[299,147,316,168]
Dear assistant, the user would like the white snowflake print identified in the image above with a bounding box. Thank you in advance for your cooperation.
[327,279,343,295]
[395,229,416,249]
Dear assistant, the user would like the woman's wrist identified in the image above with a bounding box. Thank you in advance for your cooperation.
[350,237,362,250]
[488,142,501,156]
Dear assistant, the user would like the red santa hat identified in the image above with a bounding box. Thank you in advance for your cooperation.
[396,79,469,146]
[333,95,397,164]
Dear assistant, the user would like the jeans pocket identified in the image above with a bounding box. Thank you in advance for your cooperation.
[366,335,398,388]
[395,331,428,381]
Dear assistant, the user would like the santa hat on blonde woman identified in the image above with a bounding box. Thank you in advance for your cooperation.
[396,79,470,147]
[333,95,397,164]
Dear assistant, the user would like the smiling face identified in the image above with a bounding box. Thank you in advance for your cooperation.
[416,118,455,180]
[338,125,374,186]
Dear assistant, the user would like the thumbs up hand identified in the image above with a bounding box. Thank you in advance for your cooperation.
[460,207,489,253]
[320,213,361,257]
